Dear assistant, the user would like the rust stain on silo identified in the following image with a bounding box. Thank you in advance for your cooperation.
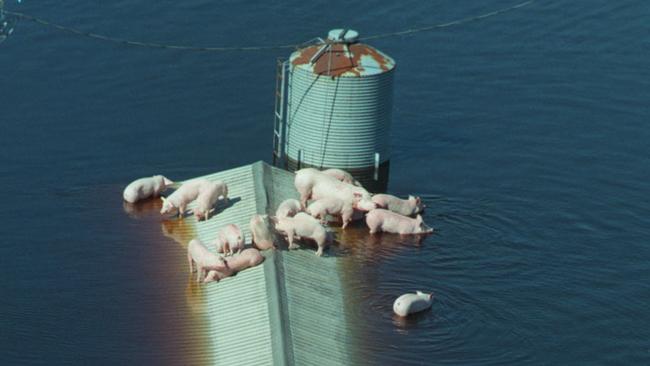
[291,42,394,77]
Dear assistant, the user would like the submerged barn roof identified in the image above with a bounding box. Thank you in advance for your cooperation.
[167,161,355,365]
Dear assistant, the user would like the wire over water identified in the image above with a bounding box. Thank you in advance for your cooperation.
[361,1,534,41]
[3,1,534,51]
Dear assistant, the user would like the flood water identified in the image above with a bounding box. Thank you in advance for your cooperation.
[2,0,649,364]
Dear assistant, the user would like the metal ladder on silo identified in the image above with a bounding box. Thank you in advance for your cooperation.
[272,58,289,167]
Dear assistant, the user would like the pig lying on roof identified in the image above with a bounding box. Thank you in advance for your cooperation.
[203,248,264,283]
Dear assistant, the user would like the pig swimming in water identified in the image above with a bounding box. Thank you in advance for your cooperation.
[275,198,302,219]
[307,197,354,229]
[274,212,330,256]
[203,248,264,283]
[192,180,228,221]
[123,175,174,203]
[187,238,229,283]
[372,194,425,217]
[249,214,275,250]
[213,224,245,256]
[366,209,433,235]
[160,178,206,218]
[393,291,434,317]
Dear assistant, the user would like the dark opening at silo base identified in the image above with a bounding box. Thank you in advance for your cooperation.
[283,157,390,193]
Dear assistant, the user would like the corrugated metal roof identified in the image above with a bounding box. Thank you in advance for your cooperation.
[165,161,354,365]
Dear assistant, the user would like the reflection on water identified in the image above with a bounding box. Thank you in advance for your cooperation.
[336,223,429,264]
[120,195,209,365]
[392,307,435,333]
[122,196,163,219]
[161,217,195,249]
[185,276,207,315]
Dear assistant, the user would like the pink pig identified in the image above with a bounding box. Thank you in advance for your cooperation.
[295,168,375,211]
[307,197,354,229]
[275,198,302,219]
[123,175,174,203]
[372,194,425,216]
[213,224,244,256]
[250,214,275,250]
[160,178,206,218]
[187,238,229,283]
[275,212,330,256]
[203,248,264,283]
[365,209,433,235]
[321,168,362,187]
[193,180,228,221]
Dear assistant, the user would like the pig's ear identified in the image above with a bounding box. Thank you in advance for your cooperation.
[416,196,421,204]
[161,196,167,203]
[409,195,415,201]
[163,177,174,186]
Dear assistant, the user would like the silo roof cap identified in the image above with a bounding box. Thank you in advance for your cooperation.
[290,30,395,78]
[327,29,359,43]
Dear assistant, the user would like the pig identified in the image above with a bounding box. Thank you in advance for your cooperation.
[193,180,228,221]
[187,238,229,283]
[275,212,330,256]
[365,209,433,235]
[372,194,425,216]
[249,214,275,250]
[306,197,354,229]
[310,179,376,212]
[123,175,174,203]
[160,178,206,217]
[321,168,362,187]
[213,224,245,256]
[295,168,375,211]
[393,291,434,317]
[294,168,331,207]
[275,198,302,219]
[203,248,264,283]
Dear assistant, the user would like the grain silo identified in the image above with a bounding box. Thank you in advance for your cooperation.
[272,29,396,192]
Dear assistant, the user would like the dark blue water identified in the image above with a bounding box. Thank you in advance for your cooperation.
[2,1,649,364]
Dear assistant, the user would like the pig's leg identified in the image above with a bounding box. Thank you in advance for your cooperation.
[341,209,354,229]
[204,270,219,283]
[188,252,194,273]
[341,210,352,229]
[315,235,325,257]
[196,266,203,283]
[287,230,299,250]
[299,189,310,209]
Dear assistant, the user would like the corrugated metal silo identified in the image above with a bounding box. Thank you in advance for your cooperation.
[275,29,396,191]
